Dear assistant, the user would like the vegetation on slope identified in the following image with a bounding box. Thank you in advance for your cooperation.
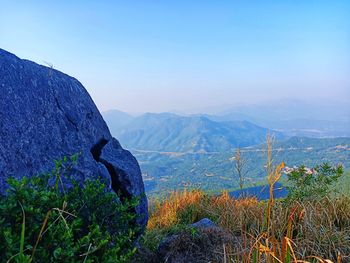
[139,163,348,262]
[115,113,280,152]
[137,136,350,195]
[0,157,138,263]
[1,140,349,262]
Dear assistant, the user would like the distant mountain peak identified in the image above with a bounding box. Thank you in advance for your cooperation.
[104,112,284,152]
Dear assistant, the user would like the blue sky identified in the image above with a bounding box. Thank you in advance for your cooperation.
[0,1,349,112]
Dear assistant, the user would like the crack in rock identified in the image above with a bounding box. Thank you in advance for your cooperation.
[54,96,79,131]
[90,138,133,202]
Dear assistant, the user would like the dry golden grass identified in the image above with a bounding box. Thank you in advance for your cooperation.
[147,189,205,229]
[143,136,349,262]
[146,189,350,262]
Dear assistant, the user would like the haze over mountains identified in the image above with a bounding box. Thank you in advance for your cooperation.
[103,99,350,153]
[103,111,283,152]
[102,99,350,195]
[209,99,350,138]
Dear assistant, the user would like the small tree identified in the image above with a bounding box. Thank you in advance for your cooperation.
[233,147,248,191]
[285,163,344,203]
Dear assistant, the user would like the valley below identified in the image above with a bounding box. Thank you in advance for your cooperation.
[133,137,350,196]
[102,109,350,197]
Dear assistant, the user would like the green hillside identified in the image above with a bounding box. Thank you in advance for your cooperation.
[135,137,350,196]
[114,113,282,152]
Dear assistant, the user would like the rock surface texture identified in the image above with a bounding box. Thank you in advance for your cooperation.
[190,218,217,229]
[0,48,148,229]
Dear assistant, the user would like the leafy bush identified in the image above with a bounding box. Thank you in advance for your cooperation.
[285,163,344,202]
[0,157,138,262]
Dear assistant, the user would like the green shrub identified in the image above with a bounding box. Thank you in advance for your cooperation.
[285,163,344,203]
[0,157,138,262]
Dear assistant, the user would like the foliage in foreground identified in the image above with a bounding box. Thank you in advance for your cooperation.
[284,163,344,203]
[142,163,348,262]
[0,157,138,263]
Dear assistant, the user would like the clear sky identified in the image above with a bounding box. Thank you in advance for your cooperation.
[0,1,349,113]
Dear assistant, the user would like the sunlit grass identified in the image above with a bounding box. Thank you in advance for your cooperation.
[142,135,348,262]
[145,188,350,262]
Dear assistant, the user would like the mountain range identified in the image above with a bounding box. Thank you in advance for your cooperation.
[103,111,282,152]
[200,99,350,137]
[104,99,350,148]
[102,104,350,195]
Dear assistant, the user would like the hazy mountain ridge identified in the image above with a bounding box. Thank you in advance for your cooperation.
[101,108,350,196]
[102,109,134,134]
[103,98,350,144]
[105,112,282,152]
[211,99,350,137]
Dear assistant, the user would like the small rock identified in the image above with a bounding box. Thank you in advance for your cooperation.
[190,218,217,229]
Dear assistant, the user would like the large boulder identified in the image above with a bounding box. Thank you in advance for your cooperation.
[0,48,148,230]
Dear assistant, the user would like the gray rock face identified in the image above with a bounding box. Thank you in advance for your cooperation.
[0,48,148,229]
[190,218,216,229]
